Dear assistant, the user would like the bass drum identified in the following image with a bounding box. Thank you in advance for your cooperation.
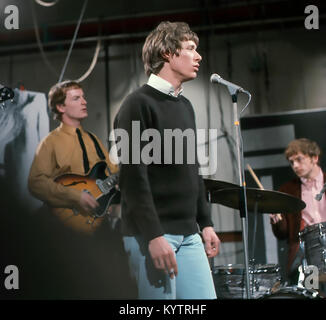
[260,286,322,299]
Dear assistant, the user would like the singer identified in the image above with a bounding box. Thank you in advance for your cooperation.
[270,138,326,285]
[113,21,220,299]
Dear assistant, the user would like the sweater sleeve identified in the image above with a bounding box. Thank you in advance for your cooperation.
[196,174,214,230]
[114,95,164,241]
[185,99,214,230]
[271,214,289,240]
[270,182,292,239]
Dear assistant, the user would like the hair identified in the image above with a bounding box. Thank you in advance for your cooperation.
[142,21,199,77]
[48,80,82,121]
[285,138,321,162]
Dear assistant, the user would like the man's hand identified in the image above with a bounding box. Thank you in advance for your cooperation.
[79,191,99,215]
[202,226,220,258]
[148,236,178,279]
[269,213,282,224]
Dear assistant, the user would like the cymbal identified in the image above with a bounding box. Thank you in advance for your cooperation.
[210,187,306,213]
[204,179,239,191]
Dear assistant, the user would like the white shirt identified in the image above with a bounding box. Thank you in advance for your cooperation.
[147,74,183,97]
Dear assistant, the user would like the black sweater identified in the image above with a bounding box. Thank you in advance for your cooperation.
[114,84,213,241]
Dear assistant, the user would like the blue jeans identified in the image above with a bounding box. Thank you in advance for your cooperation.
[123,233,217,299]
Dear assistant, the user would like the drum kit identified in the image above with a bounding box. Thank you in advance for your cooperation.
[208,76,325,299]
[204,178,326,299]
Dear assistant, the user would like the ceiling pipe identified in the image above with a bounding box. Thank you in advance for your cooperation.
[1,14,324,56]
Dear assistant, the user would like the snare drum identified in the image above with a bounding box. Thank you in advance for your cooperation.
[260,285,321,299]
[299,222,326,281]
[213,264,281,299]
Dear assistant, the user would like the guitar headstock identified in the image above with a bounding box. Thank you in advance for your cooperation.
[0,87,15,105]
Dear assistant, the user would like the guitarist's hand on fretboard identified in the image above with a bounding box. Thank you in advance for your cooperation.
[79,191,99,216]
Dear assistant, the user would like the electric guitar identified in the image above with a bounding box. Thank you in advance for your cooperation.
[52,161,120,234]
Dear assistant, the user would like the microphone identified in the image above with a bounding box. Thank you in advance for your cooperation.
[315,182,326,201]
[210,73,244,93]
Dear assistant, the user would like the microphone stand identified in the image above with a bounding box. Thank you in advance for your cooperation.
[228,85,252,299]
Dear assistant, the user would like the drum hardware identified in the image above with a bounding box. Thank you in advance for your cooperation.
[213,263,282,299]
[298,265,305,288]
[210,187,306,214]
[302,258,309,274]
[210,76,252,298]
[204,179,239,203]
[319,224,326,246]
[259,285,321,299]
[209,79,308,298]
[270,279,282,294]
[251,201,258,260]
[299,239,309,271]
[320,224,326,268]
[209,185,306,298]
[299,222,326,283]
[206,172,306,298]
[204,179,239,193]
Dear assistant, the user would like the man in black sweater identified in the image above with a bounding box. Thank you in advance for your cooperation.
[114,21,220,299]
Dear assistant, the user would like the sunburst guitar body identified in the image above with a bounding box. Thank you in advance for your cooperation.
[52,161,119,234]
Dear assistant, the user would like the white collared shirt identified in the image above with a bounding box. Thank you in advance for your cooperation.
[147,74,183,97]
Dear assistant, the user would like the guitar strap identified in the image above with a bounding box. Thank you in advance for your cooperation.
[76,128,107,174]
[87,131,113,175]
[87,131,106,161]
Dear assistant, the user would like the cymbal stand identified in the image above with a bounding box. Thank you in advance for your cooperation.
[251,201,259,261]
[230,86,252,298]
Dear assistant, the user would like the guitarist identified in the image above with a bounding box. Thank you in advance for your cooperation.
[27,81,133,298]
[28,80,118,223]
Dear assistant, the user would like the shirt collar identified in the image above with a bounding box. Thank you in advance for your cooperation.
[147,73,183,97]
[301,167,323,186]
[59,122,84,135]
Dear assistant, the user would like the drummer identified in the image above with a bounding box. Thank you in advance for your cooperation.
[270,138,326,285]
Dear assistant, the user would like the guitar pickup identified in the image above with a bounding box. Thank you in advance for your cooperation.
[96,179,111,194]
